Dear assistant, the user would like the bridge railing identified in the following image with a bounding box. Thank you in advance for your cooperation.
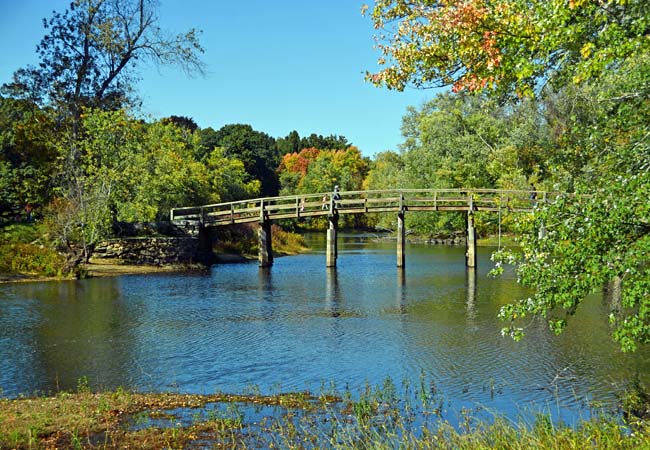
[170,189,557,226]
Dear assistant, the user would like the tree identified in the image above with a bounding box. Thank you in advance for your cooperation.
[362,151,405,230]
[300,133,351,151]
[0,96,59,215]
[398,92,512,234]
[298,147,368,194]
[203,147,260,202]
[0,0,206,267]
[162,116,199,132]
[276,130,302,156]
[196,127,220,161]
[366,0,650,350]
[3,0,204,118]
[213,124,280,197]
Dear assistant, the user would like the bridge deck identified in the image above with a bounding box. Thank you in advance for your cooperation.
[171,189,549,227]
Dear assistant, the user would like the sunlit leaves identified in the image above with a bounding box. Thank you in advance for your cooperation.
[278,147,369,195]
[365,0,650,97]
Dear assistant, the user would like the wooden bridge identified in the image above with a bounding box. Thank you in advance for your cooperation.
[170,189,548,269]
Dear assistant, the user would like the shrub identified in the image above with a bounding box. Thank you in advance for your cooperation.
[0,243,66,276]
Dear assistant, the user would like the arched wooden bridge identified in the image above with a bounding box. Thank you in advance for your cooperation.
[170,189,549,269]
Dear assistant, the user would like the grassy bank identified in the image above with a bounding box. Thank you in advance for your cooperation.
[2,383,649,449]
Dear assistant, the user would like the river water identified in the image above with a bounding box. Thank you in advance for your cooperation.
[1,234,649,425]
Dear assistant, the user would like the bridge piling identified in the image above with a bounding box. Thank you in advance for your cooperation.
[466,211,477,268]
[258,220,273,267]
[397,212,405,267]
[326,214,338,267]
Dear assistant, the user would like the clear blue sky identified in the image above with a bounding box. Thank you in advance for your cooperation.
[0,1,437,156]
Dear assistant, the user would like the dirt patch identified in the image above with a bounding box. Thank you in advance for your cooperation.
[85,261,208,278]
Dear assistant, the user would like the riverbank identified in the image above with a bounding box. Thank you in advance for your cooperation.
[0,221,309,283]
[0,250,309,284]
[0,262,204,284]
[2,387,648,449]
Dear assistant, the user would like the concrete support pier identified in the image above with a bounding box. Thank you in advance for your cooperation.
[466,211,477,268]
[397,212,405,267]
[326,214,338,267]
[258,220,273,267]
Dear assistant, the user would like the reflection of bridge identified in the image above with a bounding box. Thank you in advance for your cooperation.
[171,189,548,268]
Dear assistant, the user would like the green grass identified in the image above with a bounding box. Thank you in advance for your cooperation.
[477,233,519,247]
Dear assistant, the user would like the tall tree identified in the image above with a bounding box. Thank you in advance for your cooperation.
[300,133,351,151]
[213,124,280,197]
[3,0,204,118]
[1,0,205,266]
[276,130,302,155]
[0,97,59,215]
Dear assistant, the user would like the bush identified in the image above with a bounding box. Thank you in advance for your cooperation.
[212,224,307,257]
[0,243,66,276]
[270,224,306,254]
[0,223,42,244]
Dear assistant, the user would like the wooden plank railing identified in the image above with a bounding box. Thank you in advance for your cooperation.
[170,189,556,227]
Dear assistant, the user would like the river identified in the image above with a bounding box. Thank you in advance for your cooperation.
[1,234,649,425]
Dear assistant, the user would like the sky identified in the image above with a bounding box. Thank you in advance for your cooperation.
[0,1,438,157]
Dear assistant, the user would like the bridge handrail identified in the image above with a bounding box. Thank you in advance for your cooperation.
[170,188,570,223]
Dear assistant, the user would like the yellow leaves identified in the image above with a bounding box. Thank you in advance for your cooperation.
[580,42,595,59]
[568,0,590,9]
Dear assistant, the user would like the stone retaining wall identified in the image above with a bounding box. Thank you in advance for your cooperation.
[91,237,211,266]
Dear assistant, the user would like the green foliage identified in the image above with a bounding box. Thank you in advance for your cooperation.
[0,96,59,214]
[212,124,281,196]
[494,54,650,352]
[0,243,65,276]
[278,146,369,195]
[203,147,260,202]
[0,223,42,244]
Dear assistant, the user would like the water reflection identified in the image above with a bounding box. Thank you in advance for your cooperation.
[258,267,275,320]
[0,278,136,395]
[466,267,476,323]
[325,268,341,317]
[396,268,407,313]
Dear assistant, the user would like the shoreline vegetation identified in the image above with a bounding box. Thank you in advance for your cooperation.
[1,382,649,449]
